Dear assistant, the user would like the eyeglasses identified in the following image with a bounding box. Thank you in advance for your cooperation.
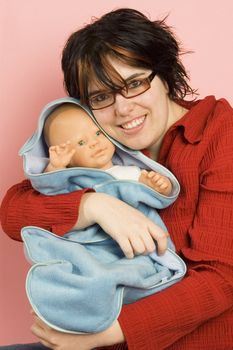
[88,71,156,110]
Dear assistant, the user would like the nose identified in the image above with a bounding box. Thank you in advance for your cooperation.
[89,136,99,149]
[114,93,134,117]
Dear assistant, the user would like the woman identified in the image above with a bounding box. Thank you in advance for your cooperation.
[1,8,233,350]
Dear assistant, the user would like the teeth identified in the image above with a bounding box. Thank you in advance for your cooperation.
[122,116,145,130]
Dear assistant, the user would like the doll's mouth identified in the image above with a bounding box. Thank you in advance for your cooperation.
[93,148,107,157]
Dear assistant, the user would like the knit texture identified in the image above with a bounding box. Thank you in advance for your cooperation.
[0,182,93,240]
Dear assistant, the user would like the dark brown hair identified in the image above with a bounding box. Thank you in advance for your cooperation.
[62,8,196,105]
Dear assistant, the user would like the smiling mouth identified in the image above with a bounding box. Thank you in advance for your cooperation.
[121,116,145,130]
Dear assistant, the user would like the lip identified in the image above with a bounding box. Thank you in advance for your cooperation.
[92,148,106,157]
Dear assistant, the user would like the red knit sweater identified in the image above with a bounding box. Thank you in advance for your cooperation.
[1,96,233,349]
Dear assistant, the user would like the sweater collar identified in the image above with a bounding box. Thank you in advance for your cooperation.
[169,95,217,144]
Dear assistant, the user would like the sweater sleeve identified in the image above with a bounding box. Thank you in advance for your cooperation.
[0,179,94,241]
[117,112,233,349]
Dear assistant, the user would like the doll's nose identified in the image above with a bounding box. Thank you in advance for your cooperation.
[89,138,99,149]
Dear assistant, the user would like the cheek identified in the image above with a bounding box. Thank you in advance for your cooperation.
[93,111,113,129]
[71,151,85,167]
[106,142,116,154]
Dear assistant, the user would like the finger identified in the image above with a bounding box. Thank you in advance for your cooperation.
[33,314,49,328]
[149,226,168,255]
[31,320,56,348]
[148,171,159,179]
[128,235,147,255]
[140,232,156,254]
[59,143,67,148]
[55,145,61,154]
[150,174,161,182]
[64,140,72,147]
[32,314,54,336]
[40,339,54,348]
[155,178,165,186]
[66,141,74,149]
[69,149,76,156]
[160,183,169,189]
[117,238,134,258]
[49,146,56,155]
[31,323,48,343]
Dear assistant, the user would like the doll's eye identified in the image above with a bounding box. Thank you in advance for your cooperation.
[78,140,85,146]
[96,130,103,136]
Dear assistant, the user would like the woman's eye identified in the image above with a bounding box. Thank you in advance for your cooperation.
[78,140,85,146]
[92,93,111,103]
[128,79,143,89]
[96,130,103,136]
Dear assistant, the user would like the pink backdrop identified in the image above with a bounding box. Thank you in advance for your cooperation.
[1,0,233,345]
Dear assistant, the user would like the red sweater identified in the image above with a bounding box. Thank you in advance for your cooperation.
[1,96,233,349]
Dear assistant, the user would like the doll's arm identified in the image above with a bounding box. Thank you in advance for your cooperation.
[139,170,172,195]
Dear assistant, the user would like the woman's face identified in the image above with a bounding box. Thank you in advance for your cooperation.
[88,58,181,151]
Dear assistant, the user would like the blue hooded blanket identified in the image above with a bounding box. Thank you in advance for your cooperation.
[19,97,186,334]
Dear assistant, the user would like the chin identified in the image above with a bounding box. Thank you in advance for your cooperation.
[127,140,150,151]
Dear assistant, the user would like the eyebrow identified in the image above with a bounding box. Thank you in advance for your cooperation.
[88,72,146,97]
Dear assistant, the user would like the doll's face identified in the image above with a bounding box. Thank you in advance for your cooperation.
[45,105,115,169]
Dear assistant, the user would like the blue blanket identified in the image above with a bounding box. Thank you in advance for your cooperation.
[20,97,186,334]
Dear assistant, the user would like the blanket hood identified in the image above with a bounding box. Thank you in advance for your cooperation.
[19,97,180,198]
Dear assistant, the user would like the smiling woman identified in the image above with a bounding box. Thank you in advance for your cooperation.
[1,7,233,350]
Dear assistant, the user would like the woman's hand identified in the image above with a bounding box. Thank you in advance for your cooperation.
[75,192,168,258]
[31,312,125,350]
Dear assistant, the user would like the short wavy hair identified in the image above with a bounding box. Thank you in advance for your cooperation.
[62,8,196,105]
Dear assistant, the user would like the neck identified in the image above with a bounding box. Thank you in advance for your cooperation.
[148,143,160,161]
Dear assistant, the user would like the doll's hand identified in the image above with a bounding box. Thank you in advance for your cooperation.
[139,170,172,196]
[31,311,125,350]
[45,141,76,172]
[78,193,169,259]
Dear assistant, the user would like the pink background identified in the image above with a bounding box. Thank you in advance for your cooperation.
[1,0,233,345]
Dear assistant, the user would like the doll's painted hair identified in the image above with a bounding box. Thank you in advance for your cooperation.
[62,8,196,105]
